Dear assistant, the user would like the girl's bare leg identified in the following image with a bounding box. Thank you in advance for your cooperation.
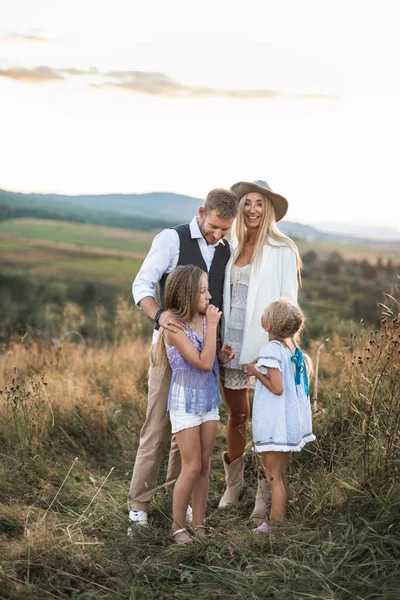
[191,420,218,533]
[173,426,202,541]
[261,452,291,523]
[221,382,250,463]
[283,470,288,497]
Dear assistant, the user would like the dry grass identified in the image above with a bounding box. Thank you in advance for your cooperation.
[0,298,399,599]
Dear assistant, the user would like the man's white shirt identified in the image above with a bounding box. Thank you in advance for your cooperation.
[132,216,231,342]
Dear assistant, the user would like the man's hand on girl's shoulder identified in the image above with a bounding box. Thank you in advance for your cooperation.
[159,310,186,333]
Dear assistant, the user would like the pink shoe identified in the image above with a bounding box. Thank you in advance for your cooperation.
[252,521,271,534]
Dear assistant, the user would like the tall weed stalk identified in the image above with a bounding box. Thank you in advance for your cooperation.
[0,368,51,461]
[348,293,400,480]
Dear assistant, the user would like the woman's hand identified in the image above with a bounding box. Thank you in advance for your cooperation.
[158,310,186,333]
[205,304,221,327]
[218,344,236,364]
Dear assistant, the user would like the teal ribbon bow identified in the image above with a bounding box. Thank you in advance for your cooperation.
[291,347,309,396]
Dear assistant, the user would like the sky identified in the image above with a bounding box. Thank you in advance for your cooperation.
[0,0,399,230]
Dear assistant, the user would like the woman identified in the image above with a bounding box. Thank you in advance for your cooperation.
[218,179,302,521]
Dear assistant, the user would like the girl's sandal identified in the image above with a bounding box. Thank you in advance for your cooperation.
[252,521,271,535]
[193,525,215,538]
[192,525,208,537]
[172,528,193,544]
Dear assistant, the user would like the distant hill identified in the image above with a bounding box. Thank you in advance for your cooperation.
[315,221,400,242]
[0,189,174,232]
[1,188,400,250]
[0,188,202,222]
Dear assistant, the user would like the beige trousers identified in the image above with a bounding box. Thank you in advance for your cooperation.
[127,344,181,511]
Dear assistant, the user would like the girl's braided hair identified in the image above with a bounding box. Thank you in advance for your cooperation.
[263,297,305,347]
[163,265,206,322]
[263,298,313,376]
[156,265,206,364]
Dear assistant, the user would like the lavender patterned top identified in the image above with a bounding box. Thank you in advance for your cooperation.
[166,318,222,414]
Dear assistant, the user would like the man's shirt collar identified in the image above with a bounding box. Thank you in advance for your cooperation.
[190,216,224,247]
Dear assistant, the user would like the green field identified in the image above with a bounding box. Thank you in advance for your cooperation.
[0,237,142,289]
[59,257,143,284]
[1,217,399,296]
[1,218,400,264]
[296,238,400,263]
[0,218,155,254]
[0,219,154,288]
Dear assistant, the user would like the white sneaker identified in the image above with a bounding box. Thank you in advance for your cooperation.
[186,505,193,524]
[127,510,148,534]
[127,507,191,532]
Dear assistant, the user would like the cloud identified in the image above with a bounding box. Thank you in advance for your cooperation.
[0,66,64,83]
[96,70,336,101]
[61,67,99,76]
[0,64,336,100]
[0,31,53,44]
[0,66,97,84]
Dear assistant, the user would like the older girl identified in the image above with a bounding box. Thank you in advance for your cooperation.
[158,265,235,543]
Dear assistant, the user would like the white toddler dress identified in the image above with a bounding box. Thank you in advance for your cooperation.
[252,340,316,453]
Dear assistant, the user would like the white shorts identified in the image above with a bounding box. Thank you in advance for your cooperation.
[170,407,220,434]
[169,384,220,434]
[170,391,220,434]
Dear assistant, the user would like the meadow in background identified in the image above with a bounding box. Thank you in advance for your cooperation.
[1,212,399,344]
[0,211,399,599]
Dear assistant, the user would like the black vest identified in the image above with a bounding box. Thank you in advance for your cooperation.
[159,223,230,310]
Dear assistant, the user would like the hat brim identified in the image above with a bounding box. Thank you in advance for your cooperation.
[231,181,288,222]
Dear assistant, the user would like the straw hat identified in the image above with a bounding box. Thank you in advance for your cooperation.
[230,179,288,222]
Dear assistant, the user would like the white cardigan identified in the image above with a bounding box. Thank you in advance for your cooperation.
[222,239,298,364]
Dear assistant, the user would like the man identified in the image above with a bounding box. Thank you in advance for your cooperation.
[128,187,238,527]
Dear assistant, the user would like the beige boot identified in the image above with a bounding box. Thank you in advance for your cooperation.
[217,452,245,509]
[250,476,271,522]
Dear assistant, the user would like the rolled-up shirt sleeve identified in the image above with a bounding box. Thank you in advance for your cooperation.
[132,228,179,307]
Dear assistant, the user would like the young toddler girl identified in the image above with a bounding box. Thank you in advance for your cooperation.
[158,265,235,543]
[246,297,315,533]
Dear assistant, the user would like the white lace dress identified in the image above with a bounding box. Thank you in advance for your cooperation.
[222,264,256,390]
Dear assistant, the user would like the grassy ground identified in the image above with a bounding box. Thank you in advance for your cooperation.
[1,219,399,597]
[1,298,399,599]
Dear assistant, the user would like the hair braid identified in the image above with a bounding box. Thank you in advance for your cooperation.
[263,298,305,343]
[263,297,313,378]
[156,266,206,364]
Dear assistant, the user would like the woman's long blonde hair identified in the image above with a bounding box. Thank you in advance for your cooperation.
[155,265,206,365]
[232,193,302,276]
